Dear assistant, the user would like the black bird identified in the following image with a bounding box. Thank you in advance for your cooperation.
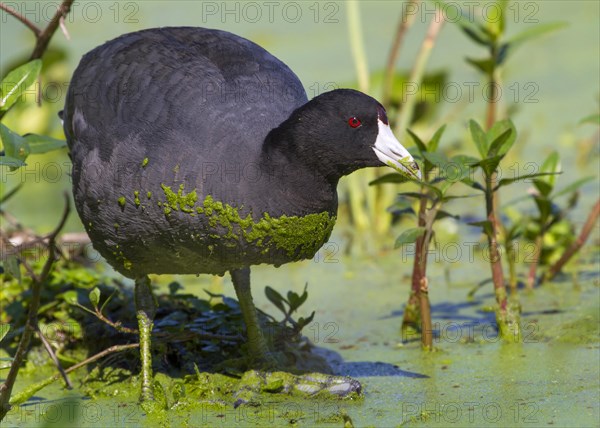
[63,27,419,401]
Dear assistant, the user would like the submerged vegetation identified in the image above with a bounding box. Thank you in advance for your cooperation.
[1,0,598,425]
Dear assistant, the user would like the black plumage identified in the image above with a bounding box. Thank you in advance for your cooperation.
[64,27,417,401]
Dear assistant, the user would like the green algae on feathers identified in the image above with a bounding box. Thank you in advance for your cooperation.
[161,183,198,215]
[160,186,336,259]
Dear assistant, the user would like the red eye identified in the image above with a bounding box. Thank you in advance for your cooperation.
[348,117,361,128]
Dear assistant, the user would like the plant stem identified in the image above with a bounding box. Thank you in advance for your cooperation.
[545,198,600,281]
[418,277,433,349]
[36,326,72,389]
[485,178,506,300]
[0,196,70,421]
[394,9,445,135]
[346,0,370,94]
[526,235,543,290]
[382,0,418,107]
[417,203,440,350]
[401,195,428,334]
[485,178,520,342]
[506,240,518,296]
[485,67,498,130]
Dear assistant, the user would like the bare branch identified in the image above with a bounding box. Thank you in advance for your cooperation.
[8,344,139,407]
[545,199,600,282]
[382,0,418,108]
[30,0,75,60]
[0,194,71,420]
[36,326,73,389]
[0,2,42,36]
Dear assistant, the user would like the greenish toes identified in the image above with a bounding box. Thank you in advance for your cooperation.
[160,184,336,259]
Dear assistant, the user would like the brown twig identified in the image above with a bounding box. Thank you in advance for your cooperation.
[418,277,433,349]
[544,199,600,282]
[401,194,427,333]
[29,0,74,60]
[8,344,140,407]
[0,2,41,36]
[36,326,72,389]
[394,8,445,135]
[382,0,419,108]
[0,0,74,122]
[0,194,70,421]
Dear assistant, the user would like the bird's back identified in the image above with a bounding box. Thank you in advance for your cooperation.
[65,27,306,167]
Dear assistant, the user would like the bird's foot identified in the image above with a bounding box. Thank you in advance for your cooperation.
[233,370,362,407]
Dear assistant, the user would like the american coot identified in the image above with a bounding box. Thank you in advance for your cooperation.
[63,27,419,401]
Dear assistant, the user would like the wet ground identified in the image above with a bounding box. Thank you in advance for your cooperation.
[3,241,598,427]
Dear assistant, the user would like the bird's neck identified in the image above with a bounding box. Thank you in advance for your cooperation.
[258,131,339,217]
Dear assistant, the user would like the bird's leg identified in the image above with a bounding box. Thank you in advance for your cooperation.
[230,267,278,367]
[134,275,156,401]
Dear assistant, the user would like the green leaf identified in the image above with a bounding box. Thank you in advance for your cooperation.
[495,172,559,190]
[297,311,316,330]
[506,22,567,52]
[540,151,560,188]
[61,290,79,305]
[394,227,426,248]
[579,113,600,125]
[487,129,513,158]
[441,193,480,202]
[369,173,410,186]
[407,129,435,176]
[428,124,447,153]
[435,210,459,220]
[169,281,183,295]
[422,151,448,169]
[541,151,560,173]
[265,286,287,314]
[396,191,432,201]
[487,120,516,156]
[406,128,427,154]
[552,176,595,199]
[466,57,495,74]
[0,155,25,167]
[445,155,476,182]
[0,59,42,112]
[533,196,552,223]
[460,176,485,192]
[532,179,553,197]
[387,198,415,215]
[476,155,504,177]
[0,123,30,167]
[23,134,67,154]
[432,1,489,46]
[287,285,308,313]
[459,22,492,47]
[469,120,488,158]
[468,220,494,237]
[0,324,10,343]
[89,287,101,309]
